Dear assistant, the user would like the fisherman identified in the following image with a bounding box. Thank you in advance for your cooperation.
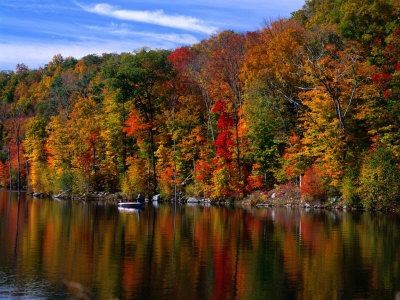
[136,193,144,203]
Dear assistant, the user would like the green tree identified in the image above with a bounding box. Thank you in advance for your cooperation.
[120,48,174,193]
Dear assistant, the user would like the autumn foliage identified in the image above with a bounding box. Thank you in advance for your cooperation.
[301,167,328,202]
[0,0,399,206]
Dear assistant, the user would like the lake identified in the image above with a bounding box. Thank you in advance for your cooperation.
[1,191,400,299]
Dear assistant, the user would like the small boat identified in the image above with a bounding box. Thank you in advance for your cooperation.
[117,202,145,209]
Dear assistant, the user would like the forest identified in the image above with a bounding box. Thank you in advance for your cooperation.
[0,0,399,208]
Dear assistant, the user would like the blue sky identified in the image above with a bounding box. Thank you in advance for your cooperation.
[0,0,305,70]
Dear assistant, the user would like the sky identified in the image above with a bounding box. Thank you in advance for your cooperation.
[0,0,305,71]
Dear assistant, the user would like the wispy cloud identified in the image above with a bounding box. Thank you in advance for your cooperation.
[78,3,217,34]
[86,23,199,44]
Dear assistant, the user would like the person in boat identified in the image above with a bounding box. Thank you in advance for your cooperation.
[136,193,144,203]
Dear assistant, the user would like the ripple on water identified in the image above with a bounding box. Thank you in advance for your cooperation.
[1,194,400,299]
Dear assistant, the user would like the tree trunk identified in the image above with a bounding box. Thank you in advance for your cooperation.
[16,140,20,192]
[25,158,29,191]
[122,101,127,173]
[149,128,157,192]
[233,93,241,180]
[172,107,177,202]
[199,85,216,152]
[8,148,12,190]
[193,159,197,196]
[299,174,302,188]
[204,98,217,153]
[264,169,268,191]
[93,145,96,173]
[147,156,151,191]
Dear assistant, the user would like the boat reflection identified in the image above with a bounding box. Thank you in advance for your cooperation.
[117,207,142,218]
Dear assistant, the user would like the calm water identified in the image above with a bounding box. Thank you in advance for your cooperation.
[1,191,400,299]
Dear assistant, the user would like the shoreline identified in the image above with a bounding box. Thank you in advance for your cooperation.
[24,191,400,214]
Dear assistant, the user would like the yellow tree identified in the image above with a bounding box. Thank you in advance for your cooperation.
[46,112,73,193]
[68,96,104,193]
[25,116,52,193]
[243,20,307,187]
[296,34,374,186]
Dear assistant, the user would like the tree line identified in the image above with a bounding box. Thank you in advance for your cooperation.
[0,0,399,208]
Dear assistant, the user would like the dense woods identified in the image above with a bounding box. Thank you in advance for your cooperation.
[0,0,399,208]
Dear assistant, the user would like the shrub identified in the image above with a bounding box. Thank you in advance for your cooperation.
[276,180,301,201]
[341,168,360,206]
[72,172,90,195]
[245,191,267,205]
[58,172,75,195]
[301,166,328,202]
[121,158,149,199]
[30,163,55,195]
[211,166,230,201]
[358,147,400,208]
[184,183,197,198]
[158,166,183,198]
[57,171,87,196]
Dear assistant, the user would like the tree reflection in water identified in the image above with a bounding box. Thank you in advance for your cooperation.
[0,193,399,299]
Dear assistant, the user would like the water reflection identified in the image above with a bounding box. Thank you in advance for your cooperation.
[0,192,400,299]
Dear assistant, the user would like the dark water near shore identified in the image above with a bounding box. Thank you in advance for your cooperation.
[1,191,400,299]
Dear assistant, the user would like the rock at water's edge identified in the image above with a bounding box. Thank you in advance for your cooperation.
[187,197,200,203]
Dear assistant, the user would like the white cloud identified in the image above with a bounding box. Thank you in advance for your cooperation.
[86,23,199,44]
[0,42,108,70]
[78,3,217,34]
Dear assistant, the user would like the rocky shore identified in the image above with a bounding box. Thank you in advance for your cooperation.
[240,190,400,213]
[28,190,400,213]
